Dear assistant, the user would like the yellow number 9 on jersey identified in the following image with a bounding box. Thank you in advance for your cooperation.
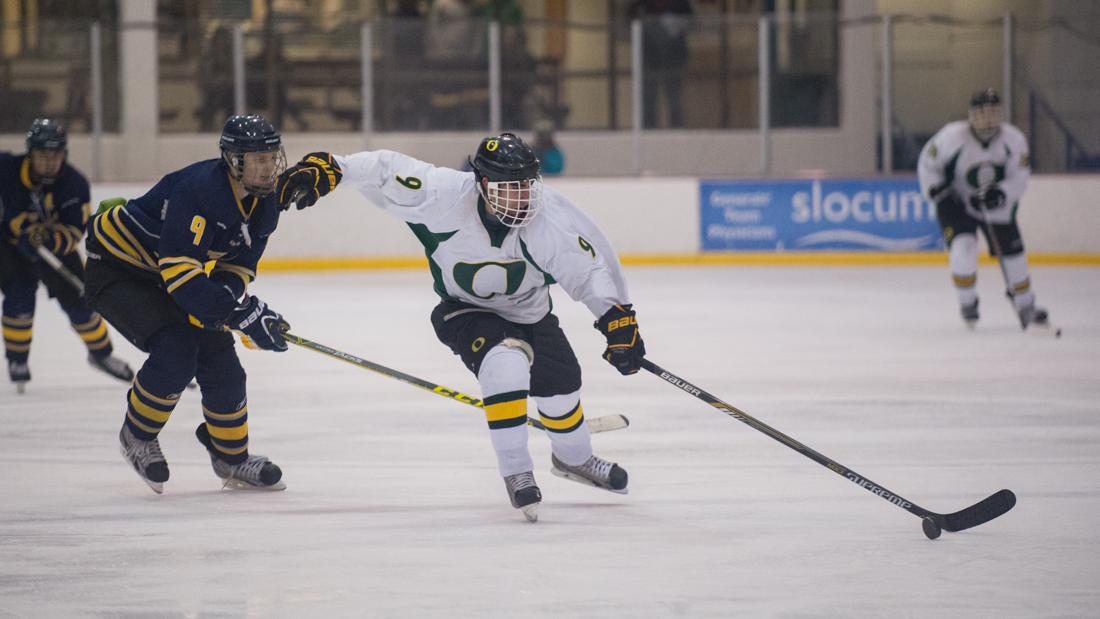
[190,215,206,245]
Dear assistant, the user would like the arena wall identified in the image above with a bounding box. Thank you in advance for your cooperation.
[89,174,1100,268]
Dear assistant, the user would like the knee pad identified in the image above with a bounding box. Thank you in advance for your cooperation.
[478,343,531,394]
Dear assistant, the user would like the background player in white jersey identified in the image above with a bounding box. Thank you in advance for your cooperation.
[278,134,644,521]
[918,89,1049,329]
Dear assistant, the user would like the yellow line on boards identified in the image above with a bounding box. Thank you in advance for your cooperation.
[257,253,1100,272]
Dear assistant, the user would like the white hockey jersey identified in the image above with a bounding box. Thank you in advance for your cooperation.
[334,150,630,324]
[917,121,1030,224]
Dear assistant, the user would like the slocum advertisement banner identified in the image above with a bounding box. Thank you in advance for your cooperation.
[700,178,944,251]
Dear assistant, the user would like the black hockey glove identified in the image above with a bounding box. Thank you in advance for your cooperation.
[226,296,290,352]
[595,304,646,375]
[277,152,343,211]
[971,186,1006,210]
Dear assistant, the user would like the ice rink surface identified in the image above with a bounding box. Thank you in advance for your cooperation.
[2,264,1098,617]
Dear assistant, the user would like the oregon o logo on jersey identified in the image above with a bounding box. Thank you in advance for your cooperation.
[965,162,1005,190]
[471,337,486,352]
[453,261,527,299]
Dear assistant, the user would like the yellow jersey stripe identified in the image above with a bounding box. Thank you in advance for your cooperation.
[77,321,109,342]
[161,262,202,281]
[2,316,34,327]
[95,214,154,271]
[77,323,109,340]
[165,269,203,293]
[159,255,204,267]
[110,208,156,267]
[134,379,177,406]
[72,316,101,331]
[202,405,247,421]
[85,338,111,351]
[125,412,161,434]
[129,391,173,423]
[484,398,527,423]
[206,423,249,441]
[2,327,33,342]
[213,263,255,277]
[539,405,585,431]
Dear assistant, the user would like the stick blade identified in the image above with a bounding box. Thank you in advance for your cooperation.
[940,489,1017,532]
[587,414,630,434]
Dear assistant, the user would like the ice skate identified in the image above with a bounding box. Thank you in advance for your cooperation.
[195,423,286,491]
[8,360,30,394]
[551,453,628,494]
[503,471,541,522]
[88,353,135,383]
[1011,294,1050,331]
[1019,304,1049,329]
[960,300,979,329]
[119,425,169,494]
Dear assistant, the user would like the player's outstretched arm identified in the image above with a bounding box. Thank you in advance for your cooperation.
[277,152,343,210]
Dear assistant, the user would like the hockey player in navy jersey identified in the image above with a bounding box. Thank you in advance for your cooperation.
[918,89,1050,330]
[0,118,133,393]
[278,133,642,521]
[84,115,290,494]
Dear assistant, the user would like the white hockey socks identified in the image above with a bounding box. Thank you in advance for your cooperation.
[533,390,592,467]
[1000,252,1036,311]
[478,344,532,478]
[949,233,979,307]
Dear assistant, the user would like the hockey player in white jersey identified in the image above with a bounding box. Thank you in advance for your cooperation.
[918,88,1049,329]
[277,134,643,521]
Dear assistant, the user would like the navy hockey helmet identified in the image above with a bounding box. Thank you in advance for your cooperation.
[468,133,544,228]
[26,118,68,152]
[968,88,1002,143]
[219,114,286,196]
[25,118,68,185]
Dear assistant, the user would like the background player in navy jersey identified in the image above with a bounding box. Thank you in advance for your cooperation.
[0,118,133,393]
[84,115,290,494]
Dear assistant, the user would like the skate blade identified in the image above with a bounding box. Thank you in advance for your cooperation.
[963,319,977,331]
[219,478,287,491]
[550,467,628,495]
[520,503,539,522]
[15,382,26,394]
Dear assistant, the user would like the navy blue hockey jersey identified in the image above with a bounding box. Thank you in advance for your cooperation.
[0,152,91,254]
[88,159,280,326]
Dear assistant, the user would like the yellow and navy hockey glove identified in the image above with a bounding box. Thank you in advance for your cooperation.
[16,222,50,258]
[277,152,342,211]
[595,304,646,375]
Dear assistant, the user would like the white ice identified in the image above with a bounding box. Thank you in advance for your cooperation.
[1,265,1098,617]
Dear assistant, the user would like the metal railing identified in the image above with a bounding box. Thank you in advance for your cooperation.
[2,12,1097,179]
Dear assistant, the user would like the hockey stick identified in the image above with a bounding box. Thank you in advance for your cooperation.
[641,359,1016,539]
[36,245,85,295]
[975,191,1061,337]
[283,331,629,434]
